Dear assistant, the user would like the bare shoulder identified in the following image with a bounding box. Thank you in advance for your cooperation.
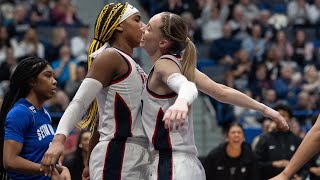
[92,48,122,66]
[154,58,181,74]
[87,48,123,86]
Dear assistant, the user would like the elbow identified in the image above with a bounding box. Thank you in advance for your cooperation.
[3,158,12,171]
[215,85,228,103]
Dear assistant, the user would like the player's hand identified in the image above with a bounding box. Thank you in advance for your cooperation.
[60,166,71,180]
[262,107,289,131]
[82,164,90,180]
[163,98,188,130]
[41,136,65,176]
[269,172,290,180]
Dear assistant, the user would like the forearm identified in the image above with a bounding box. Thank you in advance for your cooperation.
[216,84,267,113]
[282,116,320,178]
[86,123,100,166]
[5,156,43,175]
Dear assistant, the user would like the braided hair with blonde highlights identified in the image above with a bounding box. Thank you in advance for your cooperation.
[160,12,197,82]
[77,2,128,132]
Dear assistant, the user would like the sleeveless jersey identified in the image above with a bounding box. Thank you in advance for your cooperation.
[141,55,198,156]
[95,48,147,141]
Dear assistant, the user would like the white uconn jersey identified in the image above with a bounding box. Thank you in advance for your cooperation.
[95,48,147,141]
[141,55,197,156]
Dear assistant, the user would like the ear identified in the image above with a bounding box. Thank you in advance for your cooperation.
[159,39,169,49]
[29,78,36,88]
[116,23,124,32]
[79,143,83,149]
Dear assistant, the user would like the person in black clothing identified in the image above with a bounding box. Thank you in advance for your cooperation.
[254,104,306,180]
[202,122,259,180]
[63,129,90,180]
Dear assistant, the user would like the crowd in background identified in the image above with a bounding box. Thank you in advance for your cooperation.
[139,0,320,128]
[0,0,319,179]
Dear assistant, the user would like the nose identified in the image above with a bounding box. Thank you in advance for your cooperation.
[140,24,146,32]
[52,77,57,85]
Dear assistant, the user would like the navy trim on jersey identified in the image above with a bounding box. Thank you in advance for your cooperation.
[102,93,133,179]
[113,93,133,139]
[109,50,132,85]
[102,140,126,180]
[146,68,177,99]
[152,109,173,180]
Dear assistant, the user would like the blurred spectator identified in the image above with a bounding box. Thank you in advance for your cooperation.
[264,47,282,81]
[237,0,260,21]
[63,129,90,180]
[70,24,90,62]
[210,23,241,64]
[308,0,320,24]
[198,0,229,43]
[249,63,273,100]
[15,27,45,59]
[256,10,275,45]
[202,122,259,180]
[287,0,310,25]
[292,30,314,67]
[6,4,30,41]
[0,0,15,25]
[228,5,251,40]
[51,0,81,26]
[254,104,305,180]
[262,88,277,108]
[46,26,68,62]
[301,65,320,95]
[251,119,272,151]
[187,0,209,19]
[241,24,266,61]
[0,47,17,98]
[274,65,299,104]
[290,119,306,138]
[51,45,77,89]
[295,91,313,111]
[271,31,293,61]
[156,0,186,15]
[29,0,52,26]
[45,89,70,113]
[0,47,17,82]
[0,25,18,64]
[231,49,251,90]
[64,62,86,99]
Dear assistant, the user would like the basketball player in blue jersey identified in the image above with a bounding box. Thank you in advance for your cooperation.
[139,12,289,180]
[41,3,150,180]
[0,57,70,180]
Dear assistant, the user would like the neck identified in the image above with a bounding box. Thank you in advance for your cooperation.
[226,143,242,158]
[82,151,88,165]
[25,93,44,109]
[111,42,134,56]
[149,51,163,64]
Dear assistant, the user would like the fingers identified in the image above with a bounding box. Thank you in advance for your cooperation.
[58,154,64,166]
[41,152,58,176]
[163,109,172,129]
[163,111,188,130]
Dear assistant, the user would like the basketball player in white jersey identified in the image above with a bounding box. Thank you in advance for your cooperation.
[140,12,289,180]
[41,3,150,180]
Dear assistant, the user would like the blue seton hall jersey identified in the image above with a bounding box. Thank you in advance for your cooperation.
[4,98,54,180]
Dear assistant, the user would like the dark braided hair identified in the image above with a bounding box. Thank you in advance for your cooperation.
[0,57,48,176]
